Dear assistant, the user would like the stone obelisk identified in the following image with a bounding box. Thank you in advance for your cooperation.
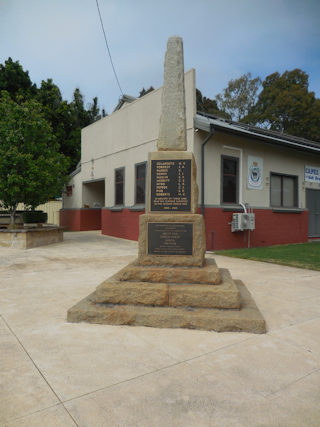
[67,36,266,334]
[158,36,187,151]
[138,36,205,267]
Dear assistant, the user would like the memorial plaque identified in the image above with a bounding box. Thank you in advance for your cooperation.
[147,222,193,255]
[150,159,191,212]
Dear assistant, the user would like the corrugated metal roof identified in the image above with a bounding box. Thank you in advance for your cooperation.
[194,112,320,154]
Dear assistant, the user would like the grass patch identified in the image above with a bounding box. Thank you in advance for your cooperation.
[215,242,320,271]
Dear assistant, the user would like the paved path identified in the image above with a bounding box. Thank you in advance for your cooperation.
[1,231,320,426]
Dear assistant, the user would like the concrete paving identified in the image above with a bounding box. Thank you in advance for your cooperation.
[0,230,319,427]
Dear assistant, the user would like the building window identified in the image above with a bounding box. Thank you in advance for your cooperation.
[135,163,146,204]
[221,156,239,204]
[270,173,298,208]
[115,168,124,205]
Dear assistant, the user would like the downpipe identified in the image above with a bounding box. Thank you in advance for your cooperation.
[201,124,215,216]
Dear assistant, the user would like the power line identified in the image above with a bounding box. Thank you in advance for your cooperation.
[95,0,123,97]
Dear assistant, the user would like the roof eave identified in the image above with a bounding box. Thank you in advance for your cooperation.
[194,114,320,155]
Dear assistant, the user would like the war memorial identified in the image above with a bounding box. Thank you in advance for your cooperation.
[67,36,266,333]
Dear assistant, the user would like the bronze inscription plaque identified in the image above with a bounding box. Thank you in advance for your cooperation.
[150,159,191,212]
[147,222,193,255]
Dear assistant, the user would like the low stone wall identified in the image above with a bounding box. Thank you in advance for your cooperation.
[0,226,64,249]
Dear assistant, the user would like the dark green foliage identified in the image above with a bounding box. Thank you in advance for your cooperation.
[36,82,103,171]
[0,58,37,101]
[36,81,103,172]
[245,69,320,142]
[22,210,48,224]
[214,69,320,143]
[0,91,69,225]
[196,89,230,118]
[0,58,104,172]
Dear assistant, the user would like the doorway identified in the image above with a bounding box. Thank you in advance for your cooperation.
[82,179,105,208]
[306,189,320,237]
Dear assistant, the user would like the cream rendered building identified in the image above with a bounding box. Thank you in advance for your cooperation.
[61,69,320,249]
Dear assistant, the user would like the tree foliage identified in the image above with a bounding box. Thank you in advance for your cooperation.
[0,91,69,225]
[196,89,230,118]
[36,83,103,171]
[0,58,104,172]
[215,73,261,121]
[0,57,37,101]
[245,69,320,142]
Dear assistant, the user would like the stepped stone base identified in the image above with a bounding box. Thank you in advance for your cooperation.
[118,258,221,284]
[67,280,265,333]
[67,258,266,333]
[94,261,240,309]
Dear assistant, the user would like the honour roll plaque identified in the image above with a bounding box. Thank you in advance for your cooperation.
[150,159,191,212]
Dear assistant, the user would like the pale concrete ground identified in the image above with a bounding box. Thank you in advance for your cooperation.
[0,231,320,427]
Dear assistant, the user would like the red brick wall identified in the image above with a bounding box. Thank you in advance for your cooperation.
[60,209,101,231]
[59,209,81,231]
[79,209,101,230]
[101,208,145,240]
[203,208,308,250]
[61,207,308,250]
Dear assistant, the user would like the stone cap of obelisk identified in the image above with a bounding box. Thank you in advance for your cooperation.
[157,36,187,151]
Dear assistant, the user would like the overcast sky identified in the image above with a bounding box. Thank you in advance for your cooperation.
[1,0,319,113]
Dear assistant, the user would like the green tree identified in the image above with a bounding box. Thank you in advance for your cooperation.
[66,88,102,171]
[0,58,104,173]
[0,57,37,101]
[215,73,261,121]
[37,81,102,172]
[196,89,230,118]
[0,91,69,226]
[246,69,320,142]
[37,79,79,171]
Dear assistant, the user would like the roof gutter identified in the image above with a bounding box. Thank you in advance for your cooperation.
[194,114,320,155]
[201,124,215,216]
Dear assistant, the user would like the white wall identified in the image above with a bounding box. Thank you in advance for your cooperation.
[63,64,320,213]
[63,171,82,208]
[195,130,320,209]
[64,69,196,209]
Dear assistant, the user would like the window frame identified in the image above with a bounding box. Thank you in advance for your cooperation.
[220,155,239,205]
[134,161,147,205]
[114,167,125,206]
[270,172,298,208]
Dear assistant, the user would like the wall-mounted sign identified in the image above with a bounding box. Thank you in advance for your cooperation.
[247,156,263,189]
[66,185,73,196]
[305,165,320,183]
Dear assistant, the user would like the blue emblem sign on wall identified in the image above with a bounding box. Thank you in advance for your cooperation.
[247,155,263,189]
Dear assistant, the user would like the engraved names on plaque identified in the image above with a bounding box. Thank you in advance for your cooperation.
[150,159,191,212]
[148,222,193,255]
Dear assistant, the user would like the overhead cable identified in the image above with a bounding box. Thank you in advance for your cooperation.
[95,0,124,96]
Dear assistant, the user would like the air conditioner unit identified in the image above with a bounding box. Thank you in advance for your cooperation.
[231,213,255,232]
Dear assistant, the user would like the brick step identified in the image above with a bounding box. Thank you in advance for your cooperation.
[67,280,266,333]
